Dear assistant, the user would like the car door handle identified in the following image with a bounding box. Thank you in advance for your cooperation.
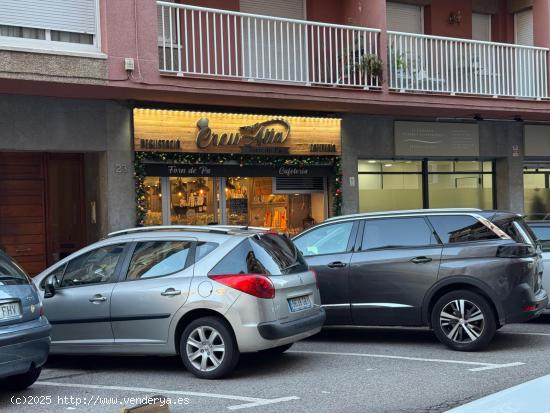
[89,294,107,303]
[327,261,347,268]
[411,256,432,264]
[161,288,182,297]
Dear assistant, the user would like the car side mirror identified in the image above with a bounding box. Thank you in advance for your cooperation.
[44,275,57,298]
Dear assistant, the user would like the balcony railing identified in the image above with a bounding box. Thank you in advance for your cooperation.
[388,31,549,99]
[157,2,381,89]
[156,2,549,100]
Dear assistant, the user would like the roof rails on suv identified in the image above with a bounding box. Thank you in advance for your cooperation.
[107,225,271,238]
[325,208,483,222]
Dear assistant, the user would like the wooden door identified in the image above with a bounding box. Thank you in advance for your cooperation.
[45,154,86,267]
[0,152,86,276]
[0,153,47,275]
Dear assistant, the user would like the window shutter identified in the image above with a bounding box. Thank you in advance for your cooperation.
[239,0,305,20]
[157,0,176,42]
[386,2,423,34]
[472,13,491,41]
[0,0,97,34]
[515,8,533,46]
[239,0,306,80]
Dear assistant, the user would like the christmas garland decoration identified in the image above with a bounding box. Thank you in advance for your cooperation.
[134,151,342,226]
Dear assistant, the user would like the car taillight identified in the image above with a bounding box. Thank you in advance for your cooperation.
[208,274,275,299]
[497,244,537,258]
[310,269,319,289]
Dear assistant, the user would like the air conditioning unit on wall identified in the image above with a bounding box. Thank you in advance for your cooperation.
[272,177,326,194]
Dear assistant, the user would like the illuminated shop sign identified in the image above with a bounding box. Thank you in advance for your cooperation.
[133,109,341,156]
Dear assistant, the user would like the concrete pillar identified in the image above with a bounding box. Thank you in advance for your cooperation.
[342,0,388,93]
[98,103,136,235]
[480,121,525,213]
[495,158,525,213]
[340,114,394,215]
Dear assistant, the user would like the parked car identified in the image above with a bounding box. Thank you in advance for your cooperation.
[293,209,548,351]
[0,250,50,390]
[526,221,550,312]
[33,226,324,379]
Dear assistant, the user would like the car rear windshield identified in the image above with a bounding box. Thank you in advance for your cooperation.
[0,253,29,284]
[209,233,308,276]
[530,226,550,252]
[491,216,536,245]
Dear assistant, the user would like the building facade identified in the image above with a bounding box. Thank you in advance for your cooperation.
[1,0,550,274]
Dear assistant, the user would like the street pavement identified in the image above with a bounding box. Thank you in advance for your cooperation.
[3,315,550,412]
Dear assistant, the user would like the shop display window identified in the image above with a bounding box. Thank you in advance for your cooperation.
[358,160,423,212]
[144,177,162,225]
[170,177,218,225]
[428,161,493,209]
[225,177,322,236]
[524,168,550,220]
[142,175,326,234]
[358,160,494,212]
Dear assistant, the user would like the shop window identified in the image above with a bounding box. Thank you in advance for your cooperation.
[524,168,550,220]
[170,177,218,226]
[225,176,323,236]
[358,160,494,212]
[144,177,163,226]
[358,160,423,212]
[428,161,493,209]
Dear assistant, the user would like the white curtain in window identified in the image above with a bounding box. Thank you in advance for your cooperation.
[0,25,45,39]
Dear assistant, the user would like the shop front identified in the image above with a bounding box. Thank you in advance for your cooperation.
[340,117,510,215]
[524,125,550,220]
[133,109,341,236]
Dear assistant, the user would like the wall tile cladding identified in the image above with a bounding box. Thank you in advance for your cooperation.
[0,50,107,84]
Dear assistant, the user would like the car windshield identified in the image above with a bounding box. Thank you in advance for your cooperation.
[0,253,30,284]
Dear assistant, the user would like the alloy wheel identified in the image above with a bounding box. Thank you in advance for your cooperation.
[186,326,226,372]
[439,299,485,343]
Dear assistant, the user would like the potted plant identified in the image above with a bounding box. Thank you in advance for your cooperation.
[338,37,384,85]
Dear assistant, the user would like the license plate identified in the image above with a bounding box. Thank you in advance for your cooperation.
[0,302,21,320]
[288,295,312,312]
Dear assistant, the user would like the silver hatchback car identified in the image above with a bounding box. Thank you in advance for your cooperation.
[33,226,324,379]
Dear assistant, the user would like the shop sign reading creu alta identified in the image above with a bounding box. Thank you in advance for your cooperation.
[195,118,291,154]
[133,109,342,156]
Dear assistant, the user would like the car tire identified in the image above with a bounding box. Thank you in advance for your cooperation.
[431,290,496,351]
[5,366,42,390]
[259,343,293,356]
[179,316,239,379]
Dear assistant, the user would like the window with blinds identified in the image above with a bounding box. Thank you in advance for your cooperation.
[515,8,534,46]
[472,13,491,42]
[386,2,424,34]
[0,0,99,52]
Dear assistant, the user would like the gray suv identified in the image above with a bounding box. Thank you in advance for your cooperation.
[0,250,50,389]
[293,209,548,351]
[33,226,324,379]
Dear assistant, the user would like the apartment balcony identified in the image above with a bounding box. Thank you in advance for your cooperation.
[157,2,381,89]
[388,31,548,100]
[156,2,549,101]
